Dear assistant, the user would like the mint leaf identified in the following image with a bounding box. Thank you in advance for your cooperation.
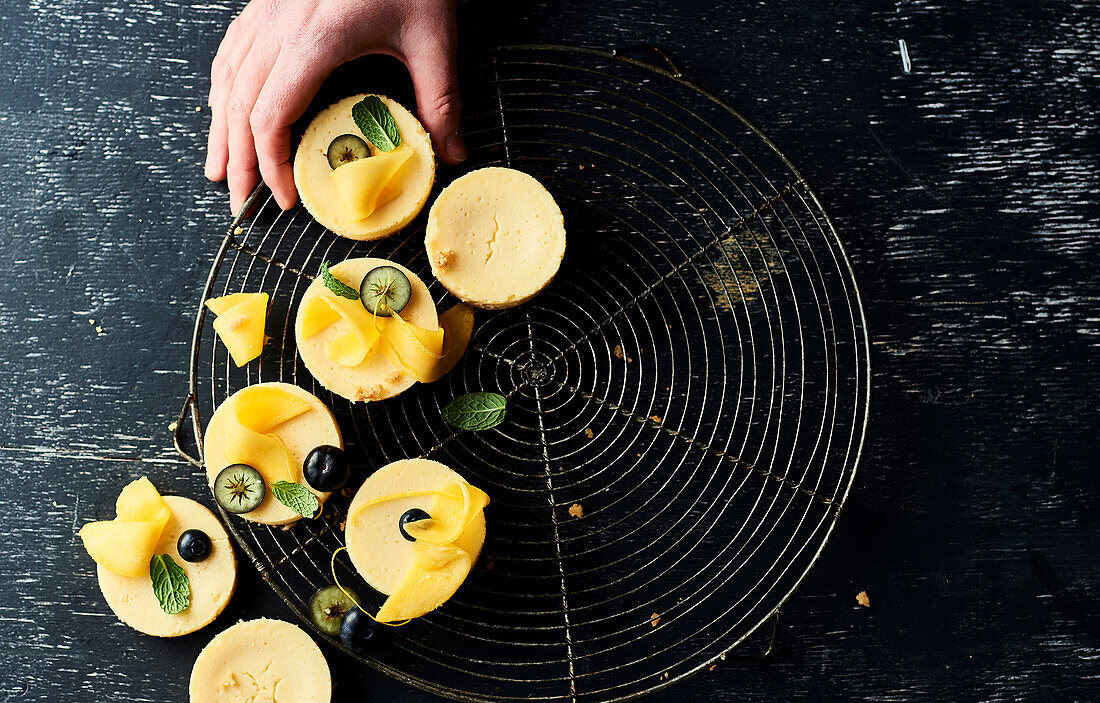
[351,96,401,152]
[321,261,359,300]
[442,392,508,431]
[271,481,320,517]
[150,554,190,614]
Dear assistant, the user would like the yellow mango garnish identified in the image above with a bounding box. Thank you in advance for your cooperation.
[222,385,312,485]
[404,481,490,546]
[299,296,341,338]
[206,292,269,367]
[375,543,473,623]
[331,143,413,221]
[78,476,171,577]
[422,303,474,383]
[377,311,444,382]
[300,292,382,367]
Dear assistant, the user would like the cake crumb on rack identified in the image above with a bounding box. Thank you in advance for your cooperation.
[568,503,583,518]
[584,427,594,439]
[709,664,717,672]
[649,612,661,627]
[650,415,662,424]
[234,226,243,235]
[856,591,871,607]
[168,421,178,432]
[612,344,633,362]
[485,559,495,571]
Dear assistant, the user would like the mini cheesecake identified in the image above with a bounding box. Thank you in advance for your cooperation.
[294,258,440,403]
[203,382,342,526]
[426,167,566,309]
[294,94,435,241]
[97,496,236,638]
[346,459,487,622]
[190,618,331,703]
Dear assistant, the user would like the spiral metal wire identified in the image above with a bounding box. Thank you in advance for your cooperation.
[175,45,870,702]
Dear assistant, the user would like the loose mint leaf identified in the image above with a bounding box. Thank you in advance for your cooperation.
[271,481,320,517]
[442,392,508,431]
[321,261,359,300]
[150,554,190,615]
[351,96,401,152]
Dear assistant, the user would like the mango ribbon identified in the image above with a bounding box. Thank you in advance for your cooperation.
[221,385,312,485]
[300,289,444,381]
[331,143,413,221]
[347,480,489,623]
[78,476,172,577]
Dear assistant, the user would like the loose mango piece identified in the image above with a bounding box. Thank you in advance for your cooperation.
[379,312,444,382]
[78,476,172,577]
[375,543,473,622]
[422,303,474,383]
[208,292,269,367]
[331,143,413,221]
[204,292,255,316]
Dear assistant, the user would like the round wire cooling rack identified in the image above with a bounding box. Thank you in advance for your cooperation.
[174,44,870,703]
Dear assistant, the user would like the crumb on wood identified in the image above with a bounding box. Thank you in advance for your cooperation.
[856,590,871,607]
[95,326,104,334]
[234,226,243,235]
[584,427,594,439]
[650,415,662,423]
[88,318,95,325]
[649,612,661,627]
[168,421,178,432]
[568,503,583,518]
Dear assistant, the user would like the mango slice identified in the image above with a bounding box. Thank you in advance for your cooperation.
[422,303,474,383]
[375,543,473,623]
[222,385,312,485]
[206,292,269,367]
[404,481,490,546]
[78,476,172,577]
[299,296,341,339]
[300,292,382,367]
[378,312,444,382]
[331,143,413,221]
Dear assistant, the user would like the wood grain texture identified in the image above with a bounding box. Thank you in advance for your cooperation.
[0,0,1096,701]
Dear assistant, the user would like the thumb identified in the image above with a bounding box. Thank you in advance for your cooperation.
[404,18,465,164]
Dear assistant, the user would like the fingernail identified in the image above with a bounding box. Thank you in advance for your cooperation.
[446,131,467,162]
[230,198,240,217]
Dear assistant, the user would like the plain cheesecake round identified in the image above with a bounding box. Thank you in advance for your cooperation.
[97,496,236,637]
[189,618,331,703]
[426,167,566,309]
[294,94,435,240]
[203,382,342,526]
[294,258,438,403]
[346,459,486,595]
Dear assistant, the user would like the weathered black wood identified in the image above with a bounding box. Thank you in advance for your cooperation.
[0,0,1095,700]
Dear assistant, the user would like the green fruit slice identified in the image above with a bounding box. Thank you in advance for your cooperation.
[326,134,370,170]
[310,584,359,636]
[359,266,411,317]
[213,464,265,514]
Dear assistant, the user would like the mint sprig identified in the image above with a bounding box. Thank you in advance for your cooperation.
[351,96,402,152]
[150,554,190,615]
[271,481,320,517]
[442,392,508,431]
[321,261,359,300]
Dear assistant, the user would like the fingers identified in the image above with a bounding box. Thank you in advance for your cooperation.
[404,13,465,164]
[206,14,256,182]
[250,45,334,210]
[225,43,278,216]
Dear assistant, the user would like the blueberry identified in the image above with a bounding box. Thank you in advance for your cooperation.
[340,606,383,655]
[398,508,431,542]
[303,445,350,493]
[177,529,212,563]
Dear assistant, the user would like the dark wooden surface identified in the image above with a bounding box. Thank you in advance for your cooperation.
[1,0,1096,700]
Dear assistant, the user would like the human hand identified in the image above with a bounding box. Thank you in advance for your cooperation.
[205,0,464,215]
